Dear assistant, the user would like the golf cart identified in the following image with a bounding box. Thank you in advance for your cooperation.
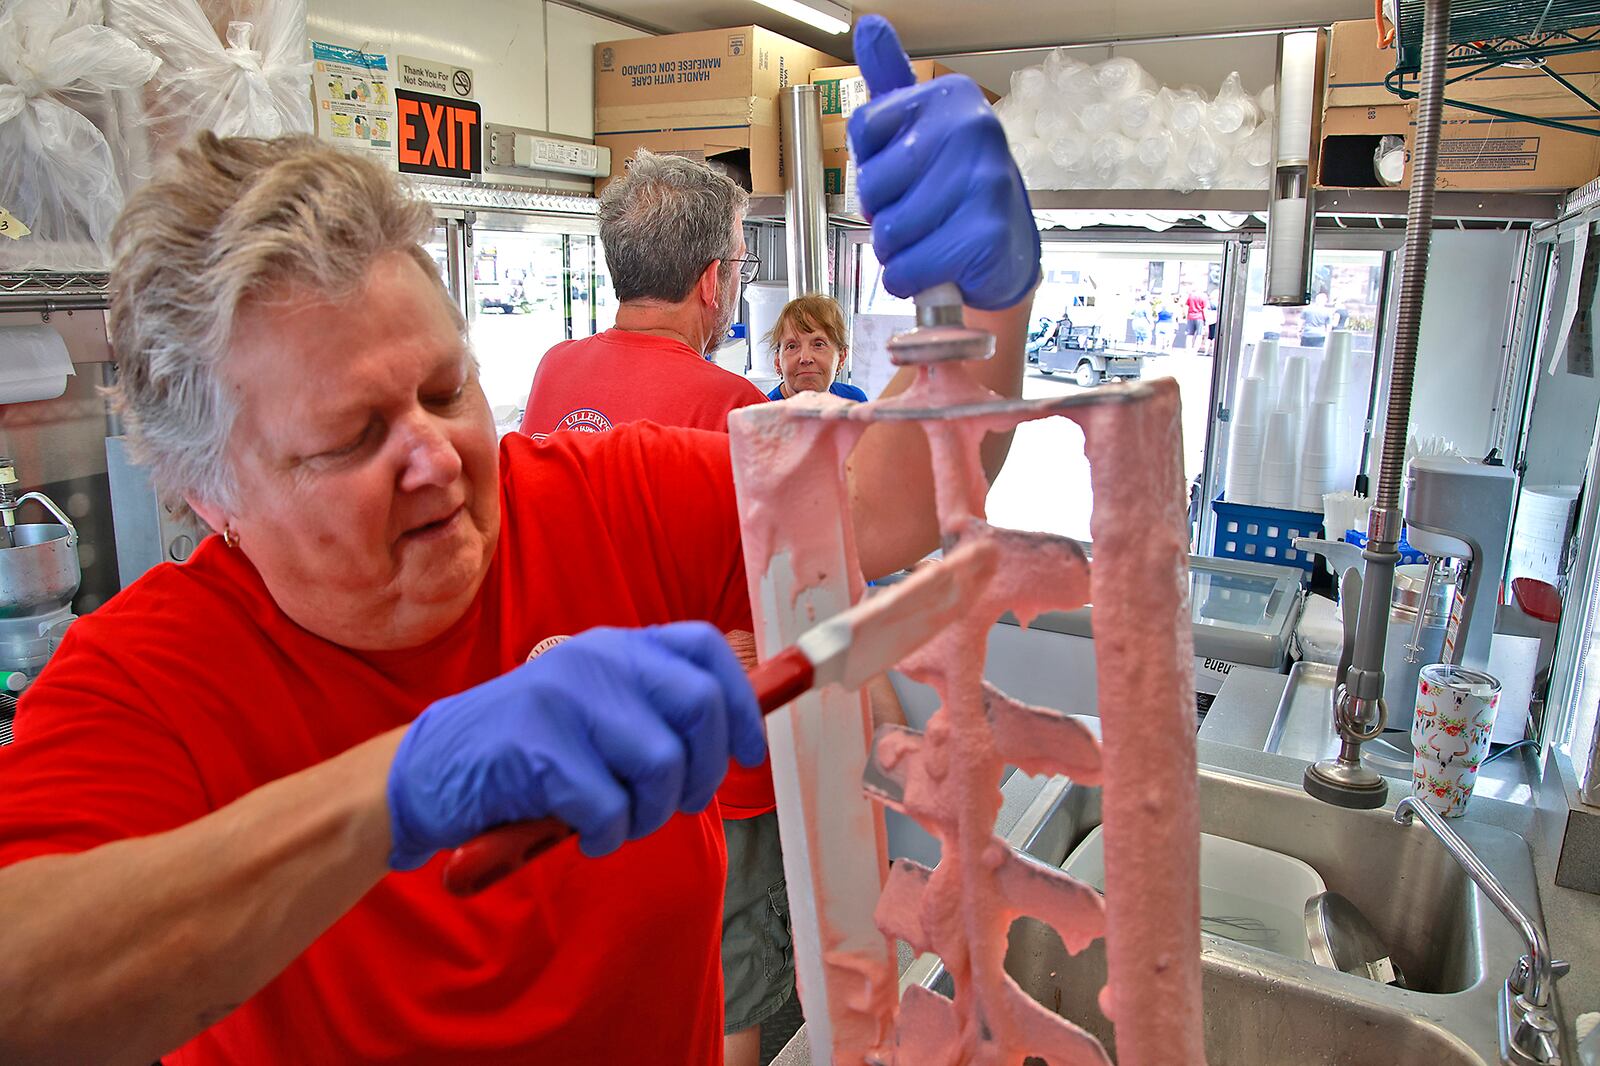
[1032,310,1145,386]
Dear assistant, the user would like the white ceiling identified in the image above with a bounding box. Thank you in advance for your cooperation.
[573,0,1370,58]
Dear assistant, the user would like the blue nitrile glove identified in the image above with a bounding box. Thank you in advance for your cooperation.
[846,15,1041,310]
[385,623,766,869]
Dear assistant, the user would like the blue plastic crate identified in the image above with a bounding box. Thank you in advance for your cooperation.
[1210,498,1326,576]
[1345,528,1429,566]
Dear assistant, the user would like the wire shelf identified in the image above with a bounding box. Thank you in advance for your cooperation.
[1396,1,1600,55]
[0,271,110,297]
[1386,3,1600,137]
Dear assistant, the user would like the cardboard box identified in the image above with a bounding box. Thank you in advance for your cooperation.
[809,60,996,199]
[1319,102,1600,192]
[1326,18,1600,115]
[593,26,841,195]
[810,59,969,121]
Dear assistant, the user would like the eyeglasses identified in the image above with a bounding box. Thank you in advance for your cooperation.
[726,253,761,284]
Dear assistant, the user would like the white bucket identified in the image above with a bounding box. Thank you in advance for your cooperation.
[743,282,790,370]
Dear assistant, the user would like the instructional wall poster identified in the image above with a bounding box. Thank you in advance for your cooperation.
[312,42,397,167]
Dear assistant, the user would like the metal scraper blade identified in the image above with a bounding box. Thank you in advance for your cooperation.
[862,723,922,811]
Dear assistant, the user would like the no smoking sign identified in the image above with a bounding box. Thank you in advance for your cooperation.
[397,54,476,102]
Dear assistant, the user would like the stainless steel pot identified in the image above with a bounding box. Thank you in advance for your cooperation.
[0,523,81,619]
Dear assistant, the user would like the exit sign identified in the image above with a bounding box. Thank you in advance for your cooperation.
[396,88,481,179]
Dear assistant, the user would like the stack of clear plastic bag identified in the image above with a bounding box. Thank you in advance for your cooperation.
[1010,65,1052,109]
[1164,86,1208,135]
[109,0,312,156]
[990,50,1275,192]
[1117,88,1167,138]
[0,0,159,270]
[1208,72,1262,138]
[1094,56,1156,100]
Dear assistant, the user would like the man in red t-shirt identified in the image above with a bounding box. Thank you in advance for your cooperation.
[1184,289,1209,354]
[519,151,767,441]
[0,18,1042,1064]
[521,148,783,1066]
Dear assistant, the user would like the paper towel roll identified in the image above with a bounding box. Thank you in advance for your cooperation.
[0,326,74,404]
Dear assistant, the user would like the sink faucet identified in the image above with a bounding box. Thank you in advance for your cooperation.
[1395,798,1569,1065]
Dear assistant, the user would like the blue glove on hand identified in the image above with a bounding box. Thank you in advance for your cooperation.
[847,15,1041,311]
[385,622,766,869]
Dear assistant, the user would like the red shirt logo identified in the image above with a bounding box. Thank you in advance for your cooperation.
[555,408,613,433]
[527,634,571,661]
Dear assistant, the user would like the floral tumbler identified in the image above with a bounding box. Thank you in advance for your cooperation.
[1410,664,1502,817]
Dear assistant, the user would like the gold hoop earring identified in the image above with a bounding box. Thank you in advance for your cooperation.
[222,526,239,549]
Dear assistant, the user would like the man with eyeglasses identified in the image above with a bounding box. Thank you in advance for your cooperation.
[519,149,767,441]
[518,148,788,1066]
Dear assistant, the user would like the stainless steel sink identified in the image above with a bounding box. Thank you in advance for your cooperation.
[906,766,1558,1064]
[983,935,1482,1064]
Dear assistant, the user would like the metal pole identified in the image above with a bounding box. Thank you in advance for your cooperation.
[780,84,829,299]
[913,23,1327,62]
[1307,0,1451,808]
[0,294,110,316]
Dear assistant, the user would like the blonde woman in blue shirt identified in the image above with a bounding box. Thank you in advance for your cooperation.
[764,294,870,402]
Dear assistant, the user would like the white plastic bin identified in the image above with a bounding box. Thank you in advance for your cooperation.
[1063,826,1327,961]
[743,281,790,365]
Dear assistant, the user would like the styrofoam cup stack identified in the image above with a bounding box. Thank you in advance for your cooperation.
[1267,199,1309,299]
[1313,330,1356,492]
[1316,331,1354,401]
[1226,376,1269,504]
[1279,354,1311,416]
[1297,402,1341,510]
[1235,373,1269,428]
[1249,338,1281,395]
[1260,409,1300,509]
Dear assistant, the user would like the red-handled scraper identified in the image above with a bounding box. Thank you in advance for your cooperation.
[441,537,1000,896]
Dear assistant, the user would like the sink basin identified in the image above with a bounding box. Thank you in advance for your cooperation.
[933,931,1482,1065]
[906,765,1555,1064]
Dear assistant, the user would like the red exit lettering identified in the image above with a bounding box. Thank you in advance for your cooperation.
[396,88,481,177]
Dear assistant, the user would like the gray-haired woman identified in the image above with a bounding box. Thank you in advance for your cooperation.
[0,18,1039,1061]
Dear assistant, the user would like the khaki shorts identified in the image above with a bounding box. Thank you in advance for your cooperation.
[721,810,795,1034]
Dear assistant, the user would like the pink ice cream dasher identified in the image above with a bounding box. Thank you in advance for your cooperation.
[727,272,1206,1065]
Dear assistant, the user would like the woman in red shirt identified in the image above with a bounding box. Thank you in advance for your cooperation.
[0,17,1042,1064]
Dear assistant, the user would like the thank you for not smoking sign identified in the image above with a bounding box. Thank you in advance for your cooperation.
[397,55,475,99]
[396,89,482,179]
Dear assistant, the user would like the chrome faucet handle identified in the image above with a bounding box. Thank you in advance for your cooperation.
[1512,956,1572,996]
[1501,981,1564,1066]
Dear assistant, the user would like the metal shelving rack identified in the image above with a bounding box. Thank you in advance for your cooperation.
[0,271,111,315]
[1385,0,1600,137]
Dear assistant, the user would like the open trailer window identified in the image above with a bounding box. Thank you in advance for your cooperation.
[854,237,1225,542]
[458,214,617,423]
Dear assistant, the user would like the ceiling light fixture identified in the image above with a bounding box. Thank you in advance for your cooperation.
[751,0,852,35]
